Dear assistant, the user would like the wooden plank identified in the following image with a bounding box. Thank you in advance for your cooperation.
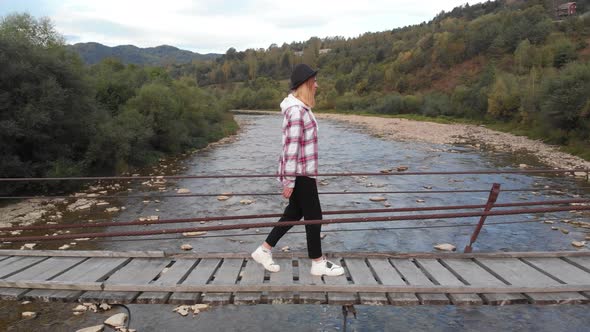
[297,258,326,304]
[0,257,84,300]
[391,258,449,304]
[233,259,265,305]
[344,258,388,305]
[5,281,590,294]
[202,258,243,305]
[80,258,171,303]
[135,259,197,304]
[524,257,590,301]
[0,256,46,278]
[416,259,482,305]
[267,258,294,304]
[169,258,220,304]
[368,258,419,305]
[24,257,128,301]
[2,249,590,259]
[0,250,164,258]
[324,257,357,304]
[567,257,590,272]
[161,250,590,259]
[477,258,587,304]
[442,258,526,305]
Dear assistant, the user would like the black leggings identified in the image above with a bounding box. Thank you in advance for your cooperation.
[265,176,323,259]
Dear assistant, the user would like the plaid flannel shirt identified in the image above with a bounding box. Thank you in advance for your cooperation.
[278,104,318,188]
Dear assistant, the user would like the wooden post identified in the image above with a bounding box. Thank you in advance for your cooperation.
[464,183,501,253]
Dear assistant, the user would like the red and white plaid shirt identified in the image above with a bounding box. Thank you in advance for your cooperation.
[278,94,318,188]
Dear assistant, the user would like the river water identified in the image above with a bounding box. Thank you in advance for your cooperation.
[2,113,590,331]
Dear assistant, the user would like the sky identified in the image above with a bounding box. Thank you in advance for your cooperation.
[0,0,483,54]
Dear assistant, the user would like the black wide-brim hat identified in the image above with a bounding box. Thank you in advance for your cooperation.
[290,63,318,90]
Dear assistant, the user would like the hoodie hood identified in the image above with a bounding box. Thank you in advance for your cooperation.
[280,93,307,114]
[280,93,318,132]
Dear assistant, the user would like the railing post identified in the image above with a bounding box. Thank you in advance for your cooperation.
[464,183,501,253]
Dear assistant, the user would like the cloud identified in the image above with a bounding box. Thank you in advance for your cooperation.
[2,0,482,53]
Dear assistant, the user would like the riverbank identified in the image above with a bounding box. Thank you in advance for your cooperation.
[236,110,590,171]
[0,132,242,230]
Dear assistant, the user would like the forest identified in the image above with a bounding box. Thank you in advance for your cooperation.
[0,13,237,194]
[168,0,589,159]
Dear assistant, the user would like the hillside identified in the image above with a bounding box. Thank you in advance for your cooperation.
[68,42,220,65]
[172,0,589,159]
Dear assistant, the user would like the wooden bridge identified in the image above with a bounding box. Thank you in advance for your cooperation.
[1,249,590,306]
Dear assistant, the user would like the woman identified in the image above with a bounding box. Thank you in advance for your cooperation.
[251,64,344,277]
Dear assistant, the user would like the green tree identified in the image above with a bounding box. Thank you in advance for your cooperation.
[487,73,520,120]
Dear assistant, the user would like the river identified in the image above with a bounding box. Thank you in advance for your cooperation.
[2,113,590,331]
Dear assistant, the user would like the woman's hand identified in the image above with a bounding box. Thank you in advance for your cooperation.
[282,186,293,199]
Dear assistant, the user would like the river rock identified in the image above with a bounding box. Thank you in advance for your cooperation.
[104,313,127,328]
[105,207,120,213]
[75,325,104,332]
[561,228,570,234]
[572,241,586,248]
[99,303,112,311]
[217,195,230,201]
[21,243,36,250]
[84,303,98,312]
[177,188,191,194]
[396,166,409,172]
[181,244,193,250]
[416,199,425,203]
[183,231,207,237]
[146,215,159,221]
[240,199,254,205]
[67,199,94,211]
[434,243,456,251]
[173,305,190,316]
[59,244,70,250]
[191,304,209,312]
[22,311,37,318]
[369,196,387,202]
[73,304,88,312]
[281,246,290,252]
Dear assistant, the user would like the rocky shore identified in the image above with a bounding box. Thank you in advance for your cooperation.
[316,113,590,170]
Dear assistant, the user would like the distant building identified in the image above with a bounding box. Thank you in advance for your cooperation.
[293,49,332,57]
[556,2,576,17]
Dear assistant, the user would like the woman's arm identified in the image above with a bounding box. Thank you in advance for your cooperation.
[281,107,305,191]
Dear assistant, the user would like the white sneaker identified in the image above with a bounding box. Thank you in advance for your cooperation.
[310,257,344,276]
[251,246,280,272]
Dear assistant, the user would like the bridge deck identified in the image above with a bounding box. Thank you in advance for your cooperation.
[1,250,590,306]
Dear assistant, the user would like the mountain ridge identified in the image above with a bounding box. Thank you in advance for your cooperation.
[68,42,221,65]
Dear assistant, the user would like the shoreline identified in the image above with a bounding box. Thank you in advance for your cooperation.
[236,110,590,171]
